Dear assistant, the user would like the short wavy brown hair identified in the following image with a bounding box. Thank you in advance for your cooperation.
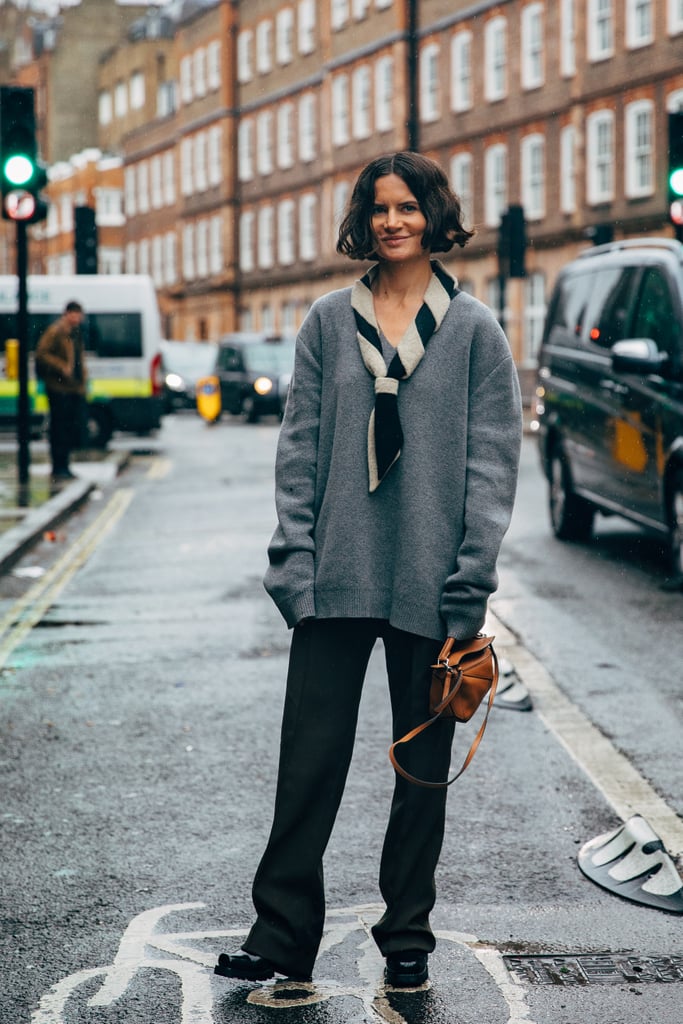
[337,151,474,261]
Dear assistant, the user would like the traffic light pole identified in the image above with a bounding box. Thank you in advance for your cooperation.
[15,220,31,485]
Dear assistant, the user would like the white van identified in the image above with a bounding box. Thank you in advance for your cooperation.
[0,274,164,446]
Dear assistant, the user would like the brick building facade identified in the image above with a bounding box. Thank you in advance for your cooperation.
[2,0,683,374]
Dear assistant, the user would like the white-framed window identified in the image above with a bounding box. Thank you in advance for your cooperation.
[333,179,350,232]
[256,19,273,74]
[420,43,440,123]
[485,143,507,225]
[625,99,654,197]
[238,119,254,182]
[194,48,207,97]
[521,4,544,90]
[332,75,350,145]
[376,0,392,8]
[182,224,194,280]
[100,247,123,275]
[59,195,73,232]
[237,29,253,82]
[450,31,472,112]
[180,56,193,104]
[164,232,177,285]
[152,235,164,287]
[524,272,546,363]
[521,133,545,220]
[282,300,298,332]
[668,0,683,34]
[487,277,502,320]
[586,109,614,204]
[151,156,163,209]
[181,138,193,195]
[560,124,576,213]
[157,80,176,118]
[196,219,209,278]
[278,199,296,265]
[375,56,393,132]
[277,103,295,168]
[299,92,316,162]
[261,303,275,333]
[124,166,136,217]
[450,151,473,227]
[626,0,653,47]
[137,161,150,213]
[298,0,316,54]
[484,17,507,101]
[587,0,614,61]
[210,216,223,275]
[560,0,576,76]
[125,242,137,274]
[194,132,208,192]
[94,187,124,226]
[276,7,294,64]
[163,151,175,206]
[299,192,317,261]
[257,111,274,176]
[129,70,145,110]
[208,40,221,90]
[114,80,128,117]
[208,125,222,187]
[240,210,255,272]
[331,0,350,30]
[258,205,275,269]
[353,0,371,17]
[138,238,150,276]
[98,91,112,125]
[352,65,372,139]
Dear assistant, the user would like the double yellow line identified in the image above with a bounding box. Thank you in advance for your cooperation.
[0,488,134,674]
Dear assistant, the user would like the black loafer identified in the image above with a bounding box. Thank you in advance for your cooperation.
[214,951,275,981]
[385,950,429,988]
[214,950,312,982]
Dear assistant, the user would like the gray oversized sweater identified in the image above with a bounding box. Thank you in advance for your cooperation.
[264,279,523,641]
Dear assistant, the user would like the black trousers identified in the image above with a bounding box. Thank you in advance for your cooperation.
[244,618,455,977]
[47,391,84,474]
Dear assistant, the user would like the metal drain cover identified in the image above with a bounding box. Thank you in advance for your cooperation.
[504,954,683,986]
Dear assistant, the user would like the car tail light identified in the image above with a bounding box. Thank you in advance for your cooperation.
[150,351,164,397]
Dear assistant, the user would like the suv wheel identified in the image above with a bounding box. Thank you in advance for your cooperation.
[549,447,594,541]
[669,470,683,580]
[241,396,259,423]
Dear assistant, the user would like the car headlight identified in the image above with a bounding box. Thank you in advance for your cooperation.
[253,376,274,396]
[165,372,185,391]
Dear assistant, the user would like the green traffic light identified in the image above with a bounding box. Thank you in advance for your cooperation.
[670,167,683,198]
[3,153,34,186]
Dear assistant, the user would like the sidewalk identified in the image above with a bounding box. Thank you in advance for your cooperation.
[0,439,129,574]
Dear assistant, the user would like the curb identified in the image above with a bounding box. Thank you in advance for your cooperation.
[0,450,130,576]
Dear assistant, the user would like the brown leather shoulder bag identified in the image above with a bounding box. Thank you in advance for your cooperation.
[389,634,499,788]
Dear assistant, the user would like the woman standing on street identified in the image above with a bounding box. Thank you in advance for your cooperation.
[215,152,523,988]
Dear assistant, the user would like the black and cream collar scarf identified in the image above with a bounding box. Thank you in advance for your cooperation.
[351,260,458,492]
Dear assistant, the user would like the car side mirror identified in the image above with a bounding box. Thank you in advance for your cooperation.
[611,338,668,376]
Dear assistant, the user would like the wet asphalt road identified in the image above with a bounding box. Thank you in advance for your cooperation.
[0,413,681,1024]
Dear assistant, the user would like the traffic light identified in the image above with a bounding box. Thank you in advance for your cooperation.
[668,111,683,240]
[74,205,98,274]
[498,204,526,278]
[0,85,49,223]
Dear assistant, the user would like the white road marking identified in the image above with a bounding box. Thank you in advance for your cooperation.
[0,488,134,674]
[29,902,536,1024]
[488,611,683,860]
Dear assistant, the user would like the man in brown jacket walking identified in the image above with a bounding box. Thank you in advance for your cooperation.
[35,301,87,482]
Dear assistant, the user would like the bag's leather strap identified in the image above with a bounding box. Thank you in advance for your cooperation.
[389,642,499,788]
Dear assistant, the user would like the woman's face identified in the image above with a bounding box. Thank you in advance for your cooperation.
[370,174,428,264]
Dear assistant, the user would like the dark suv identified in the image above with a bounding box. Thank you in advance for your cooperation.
[214,332,296,422]
[533,238,683,580]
